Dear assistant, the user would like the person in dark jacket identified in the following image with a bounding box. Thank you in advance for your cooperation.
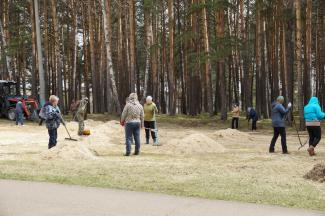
[247,107,258,131]
[45,95,65,149]
[269,96,292,154]
[15,100,24,126]
[39,101,51,126]
[304,96,325,156]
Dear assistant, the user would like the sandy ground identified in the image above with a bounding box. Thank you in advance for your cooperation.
[0,119,324,210]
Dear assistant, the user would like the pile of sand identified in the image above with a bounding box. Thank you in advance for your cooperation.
[213,129,252,140]
[304,163,325,183]
[163,133,225,154]
[41,142,97,160]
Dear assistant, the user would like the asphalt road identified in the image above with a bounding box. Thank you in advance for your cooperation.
[0,180,324,216]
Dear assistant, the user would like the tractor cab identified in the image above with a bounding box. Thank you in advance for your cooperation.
[0,80,17,97]
[0,80,39,121]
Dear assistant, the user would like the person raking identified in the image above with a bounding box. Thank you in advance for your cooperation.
[70,98,89,136]
[304,96,325,156]
[269,96,292,154]
[44,95,65,149]
[144,96,159,145]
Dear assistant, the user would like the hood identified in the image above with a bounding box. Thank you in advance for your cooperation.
[128,93,138,105]
[271,101,278,108]
[308,97,319,105]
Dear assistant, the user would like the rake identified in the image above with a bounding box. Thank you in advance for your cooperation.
[63,123,78,141]
[292,117,308,150]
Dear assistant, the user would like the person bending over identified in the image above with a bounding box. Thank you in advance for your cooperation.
[247,107,258,131]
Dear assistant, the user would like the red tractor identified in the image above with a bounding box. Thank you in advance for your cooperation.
[0,80,40,121]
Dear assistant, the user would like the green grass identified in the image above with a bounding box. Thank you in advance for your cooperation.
[0,154,324,211]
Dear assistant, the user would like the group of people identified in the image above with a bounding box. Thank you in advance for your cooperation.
[120,93,159,156]
[231,95,324,156]
[37,95,89,149]
[231,104,257,131]
[270,96,324,156]
[29,92,324,157]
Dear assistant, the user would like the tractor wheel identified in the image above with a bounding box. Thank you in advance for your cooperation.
[8,109,16,121]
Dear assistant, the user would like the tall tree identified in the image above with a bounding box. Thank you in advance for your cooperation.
[294,0,304,130]
[167,0,176,115]
[102,0,121,113]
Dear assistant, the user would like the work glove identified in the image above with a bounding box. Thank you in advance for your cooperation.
[120,121,125,127]
[287,102,292,109]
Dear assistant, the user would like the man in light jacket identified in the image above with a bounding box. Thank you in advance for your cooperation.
[120,93,144,156]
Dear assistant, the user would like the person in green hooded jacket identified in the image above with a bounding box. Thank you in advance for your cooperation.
[144,96,159,145]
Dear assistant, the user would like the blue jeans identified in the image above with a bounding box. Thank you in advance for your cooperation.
[16,111,24,125]
[125,122,141,154]
[48,129,58,149]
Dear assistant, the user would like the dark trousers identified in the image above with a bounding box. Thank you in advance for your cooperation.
[48,129,58,149]
[307,126,321,148]
[39,118,45,126]
[231,117,239,129]
[252,120,257,130]
[269,127,287,153]
[15,111,24,125]
[125,122,141,154]
[144,121,157,140]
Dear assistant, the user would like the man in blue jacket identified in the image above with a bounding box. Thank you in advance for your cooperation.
[304,96,325,156]
[269,96,292,154]
[247,107,258,131]
[15,100,24,126]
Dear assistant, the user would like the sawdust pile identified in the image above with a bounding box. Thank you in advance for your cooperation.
[41,142,97,160]
[163,133,225,154]
[41,120,123,160]
[304,163,325,183]
[213,129,253,140]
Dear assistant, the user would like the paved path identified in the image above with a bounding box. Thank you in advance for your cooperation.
[0,180,324,216]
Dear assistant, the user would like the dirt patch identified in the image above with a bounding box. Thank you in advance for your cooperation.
[162,133,225,154]
[304,163,325,183]
[41,142,97,160]
[213,129,253,140]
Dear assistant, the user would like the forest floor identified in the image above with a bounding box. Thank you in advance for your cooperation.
[0,114,324,211]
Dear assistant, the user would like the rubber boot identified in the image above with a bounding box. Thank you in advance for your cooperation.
[146,138,149,145]
[153,138,158,146]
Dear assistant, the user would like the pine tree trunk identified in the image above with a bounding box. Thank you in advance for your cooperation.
[201,0,213,115]
[102,0,121,113]
[34,0,46,104]
[295,0,304,130]
[168,0,176,115]
[51,0,63,109]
